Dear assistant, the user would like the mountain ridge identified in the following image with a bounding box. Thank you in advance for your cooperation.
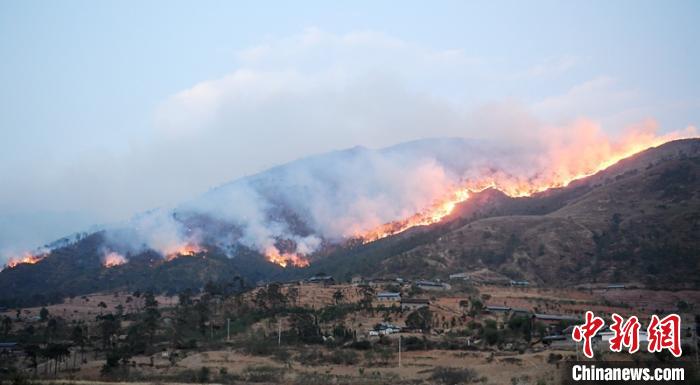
[1,138,698,306]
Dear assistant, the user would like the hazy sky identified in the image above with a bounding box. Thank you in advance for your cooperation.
[1,0,699,257]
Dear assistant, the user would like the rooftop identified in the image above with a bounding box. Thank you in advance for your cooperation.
[486,305,511,311]
[307,275,333,281]
[534,314,580,321]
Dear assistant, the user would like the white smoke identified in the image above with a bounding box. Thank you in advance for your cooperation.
[42,122,699,264]
[146,121,694,260]
[166,138,510,256]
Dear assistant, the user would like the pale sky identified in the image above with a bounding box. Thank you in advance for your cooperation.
[1,0,699,257]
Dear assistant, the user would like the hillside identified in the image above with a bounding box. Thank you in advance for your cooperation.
[1,139,699,307]
[0,233,289,307]
[363,139,700,287]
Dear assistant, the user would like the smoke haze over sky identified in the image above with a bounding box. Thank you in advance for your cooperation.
[1,0,699,261]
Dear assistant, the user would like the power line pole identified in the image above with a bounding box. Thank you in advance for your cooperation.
[576,340,580,361]
[398,335,402,368]
[278,319,282,346]
[227,318,230,342]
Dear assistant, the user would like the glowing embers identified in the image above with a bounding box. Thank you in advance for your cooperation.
[163,243,206,261]
[6,253,45,269]
[102,251,127,268]
[264,246,309,268]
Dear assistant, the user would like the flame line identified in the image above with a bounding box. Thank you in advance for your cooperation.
[358,136,695,243]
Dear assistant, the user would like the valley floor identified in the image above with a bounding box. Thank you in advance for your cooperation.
[2,282,698,385]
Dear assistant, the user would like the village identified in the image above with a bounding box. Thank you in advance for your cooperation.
[2,268,698,384]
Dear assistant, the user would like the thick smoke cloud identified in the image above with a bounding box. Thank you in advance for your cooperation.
[1,28,696,264]
[96,118,695,263]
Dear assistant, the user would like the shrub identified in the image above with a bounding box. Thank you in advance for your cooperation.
[293,372,335,385]
[329,349,359,365]
[243,365,284,383]
[272,348,291,363]
[241,331,276,355]
[349,340,372,350]
[507,315,532,341]
[405,307,432,331]
[429,367,479,385]
[296,348,324,365]
[481,319,502,345]
[547,353,563,363]
[482,327,501,345]
[402,336,431,351]
[198,366,210,383]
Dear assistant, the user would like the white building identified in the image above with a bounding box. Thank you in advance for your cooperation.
[376,292,401,301]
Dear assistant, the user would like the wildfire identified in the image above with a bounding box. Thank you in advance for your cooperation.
[163,243,205,261]
[5,253,45,269]
[102,251,127,268]
[262,125,697,267]
[264,246,310,268]
[359,188,475,242]
[359,125,698,243]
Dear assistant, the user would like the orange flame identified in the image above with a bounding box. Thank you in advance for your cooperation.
[103,251,127,268]
[163,243,205,261]
[6,253,45,269]
[360,124,697,242]
[264,246,310,268]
